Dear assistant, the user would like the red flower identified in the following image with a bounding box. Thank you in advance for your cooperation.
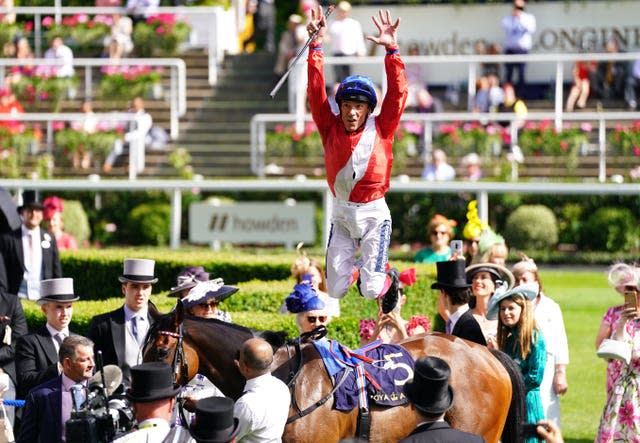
[24,21,33,32]
[633,146,640,156]
[559,140,569,151]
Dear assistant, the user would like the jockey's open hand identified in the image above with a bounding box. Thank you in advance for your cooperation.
[307,5,328,45]
[366,9,400,50]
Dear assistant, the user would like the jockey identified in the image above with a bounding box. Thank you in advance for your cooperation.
[306,7,408,313]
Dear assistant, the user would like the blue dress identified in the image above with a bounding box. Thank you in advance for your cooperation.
[505,328,547,442]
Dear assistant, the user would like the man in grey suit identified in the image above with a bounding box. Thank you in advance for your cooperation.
[399,356,485,443]
[16,278,80,398]
[87,258,157,388]
[0,190,62,300]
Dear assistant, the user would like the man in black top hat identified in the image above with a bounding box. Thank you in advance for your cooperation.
[112,362,181,442]
[399,356,484,443]
[16,278,80,398]
[431,260,486,346]
[0,190,62,299]
[88,258,157,388]
[191,397,240,443]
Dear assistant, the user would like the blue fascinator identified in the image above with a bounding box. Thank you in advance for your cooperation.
[285,280,326,314]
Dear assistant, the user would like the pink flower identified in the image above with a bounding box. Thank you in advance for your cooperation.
[618,400,638,428]
[24,21,33,32]
[633,146,640,156]
[559,140,569,151]
[156,26,166,35]
[462,122,473,132]
[42,16,54,27]
[580,122,592,132]
[52,121,65,131]
[486,125,497,135]
[77,13,89,24]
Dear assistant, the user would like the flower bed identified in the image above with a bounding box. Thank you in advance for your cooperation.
[0,127,39,178]
[54,127,122,167]
[11,72,78,112]
[42,14,111,56]
[97,65,163,101]
[132,14,191,56]
[607,121,640,157]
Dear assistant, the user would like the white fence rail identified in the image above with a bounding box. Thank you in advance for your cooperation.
[251,110,640,181]
[0,179,638,250]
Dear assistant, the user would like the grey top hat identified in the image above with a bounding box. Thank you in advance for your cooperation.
[403,356,455,415]
[118,258,158,284]
[38,278,79,305]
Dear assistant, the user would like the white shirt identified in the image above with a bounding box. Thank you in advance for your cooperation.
[501,10,536,52]
[328,17,366,56]
[44,44,74,78]
[124,109,153,144]
[234,373,290,443]
[113,418,170,442]
[126,0,160,16]
[448,304,470,333]
[20,225,43,300]
[123,304,149,344]
[534,293,569,365]
[46,323,70,354]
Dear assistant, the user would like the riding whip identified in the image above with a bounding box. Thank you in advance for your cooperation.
[269,4,335,98]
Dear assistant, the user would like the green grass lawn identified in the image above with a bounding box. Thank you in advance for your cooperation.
[542,268,618,442]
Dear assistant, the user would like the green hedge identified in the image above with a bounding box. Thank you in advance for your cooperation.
[25,261,440,348]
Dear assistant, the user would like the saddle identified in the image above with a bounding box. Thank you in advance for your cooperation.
[313,339,415,412]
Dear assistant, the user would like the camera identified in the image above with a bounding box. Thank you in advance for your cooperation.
[65,357,135,443]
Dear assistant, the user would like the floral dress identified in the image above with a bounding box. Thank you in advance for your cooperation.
[505,328,546,443]
[595,305,640,443]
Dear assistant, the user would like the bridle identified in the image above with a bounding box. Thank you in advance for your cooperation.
[156,323,190,385]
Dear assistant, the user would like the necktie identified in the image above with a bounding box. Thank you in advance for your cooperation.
[132,316,143,344]
[54,332,64,348]
[445,319,452,335]
[70,383,85,411]
[28,232,36,271]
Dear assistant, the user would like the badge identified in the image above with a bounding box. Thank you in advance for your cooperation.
[41,240,50,249]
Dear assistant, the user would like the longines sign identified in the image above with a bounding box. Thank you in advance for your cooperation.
[348,1,640,84]
[189,201,315,244]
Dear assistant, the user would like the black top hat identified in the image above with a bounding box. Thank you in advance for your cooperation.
[431,260,471,291]
[18,190,43,211]
[403,356,455,415]
[126,362,181,403]
[191,397,240,443]
[168,266,210,297]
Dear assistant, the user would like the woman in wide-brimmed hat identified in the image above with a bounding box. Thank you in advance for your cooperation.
[182,279,238,323]
[465,262,514,344]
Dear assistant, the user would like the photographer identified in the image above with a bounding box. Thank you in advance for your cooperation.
[18,335,94,443]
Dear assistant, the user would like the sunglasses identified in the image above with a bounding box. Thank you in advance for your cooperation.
[307,315,327,323]
[198,301,219,309]
[431,230,449,236]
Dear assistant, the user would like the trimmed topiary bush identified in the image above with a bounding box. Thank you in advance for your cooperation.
[126,202,171,246]
[579,207,638,252]
[62,200,91,246]
[503,204,558,250]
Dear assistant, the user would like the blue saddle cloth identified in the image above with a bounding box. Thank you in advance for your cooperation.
[313,339,415,411]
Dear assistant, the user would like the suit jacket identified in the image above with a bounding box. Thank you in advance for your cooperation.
[452,310,487,346]
[87,306,155,387]
[15,325,75,398]
[0,290,28,387]
[399,421,485,443]
[16,375,63,443]
[0,227,63,295]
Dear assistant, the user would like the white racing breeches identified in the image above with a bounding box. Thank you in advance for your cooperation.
[326,197,391,300]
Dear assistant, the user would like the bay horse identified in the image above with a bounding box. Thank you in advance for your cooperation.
[143,302,525,443]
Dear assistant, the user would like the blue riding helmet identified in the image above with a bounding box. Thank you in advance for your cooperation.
[335,75,377,110]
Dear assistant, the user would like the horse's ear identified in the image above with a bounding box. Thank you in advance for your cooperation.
[175,300,184,327]
[148,300,161,320]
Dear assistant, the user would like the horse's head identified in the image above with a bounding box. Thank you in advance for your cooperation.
[143,300,198,385]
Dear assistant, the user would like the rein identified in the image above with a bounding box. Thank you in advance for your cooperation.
[285,326,350,424]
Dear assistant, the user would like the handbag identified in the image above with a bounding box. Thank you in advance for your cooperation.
[0,401,14,443]
[596,338,632,365]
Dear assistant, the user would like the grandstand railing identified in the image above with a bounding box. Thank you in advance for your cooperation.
[1,179,638,250]
[250,110,640,181]
[0,113,146,180]
[0,57,186,139]
[0,5,231,85]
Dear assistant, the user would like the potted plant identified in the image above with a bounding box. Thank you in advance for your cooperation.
[97,65,163,102]
[132,14,191,56]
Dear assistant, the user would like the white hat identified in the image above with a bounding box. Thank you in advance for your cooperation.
[118,258,158,284]
[181,279,239,309]
[38,278,79,305]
